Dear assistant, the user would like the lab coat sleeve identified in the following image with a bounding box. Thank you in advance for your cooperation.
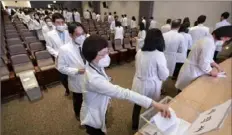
[46,35,58,58]
[157,53,169,81]
[198,40,214,74]
[88,76,153,109]
[177,36,185,53]
[188,35,193,49]
[57,48,79,76]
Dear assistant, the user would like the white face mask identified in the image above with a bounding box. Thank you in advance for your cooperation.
[97,54,111,68]
[75,35,86,45]
[56,25,65,32]
[47,22,53,26]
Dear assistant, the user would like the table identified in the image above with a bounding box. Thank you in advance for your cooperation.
[135,58,232,135]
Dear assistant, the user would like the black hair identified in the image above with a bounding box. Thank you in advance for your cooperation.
[197,15,206,24]
[121,15,124,17]
[114,15,118,20]
[5,6,8,8]
[68,22,87,35]
[139,22,145,31]
[171,19,181,29]
[183,17,190,24]
[82,35,108,62]
[150,17,153,20]
[114,11,116,14]
[178,19,182,23]
[212,26,232,40]
[44,16,51,22]
[178,23,189,33]
[142,28,165,52]
[194,21,198,26]
[166,19,172,24]
[124,14,127,17]
[132,16,136,21]
[115,21,122,27]
[109,12,112,15]
[104,12,107,15]
[52,13,65,22]
[45,10,49,15]
[221,12,230,19]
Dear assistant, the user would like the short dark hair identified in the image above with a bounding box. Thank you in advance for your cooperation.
[197,15,206,24]
[139,22,145,31]
[194,21,198,26]
[109,12,112,15]
[142,28,165,52]
[183,17,190,24]
[121,15,124,17]
[115,21,122,27]
[114,11,116,14]
[82,35,108,62]
[171,19,181,29]
[150,17,153,20]
[124,14,127,17]
[212,26,232,40]
[221,12,230,19]
[178,23,189,33]
[68,22,87,34]
[114,15,118,20]
[44,16,51,22]
[52,13,65,22]
[132,16,136,21]
[166,19,171,24]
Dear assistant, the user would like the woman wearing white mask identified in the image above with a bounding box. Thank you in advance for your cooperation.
[131,28,169,130]
[45,13,72,96]
[81,35,171,135]
[42,16,55,42]
[32,12,45,41]
[58,22,88,120]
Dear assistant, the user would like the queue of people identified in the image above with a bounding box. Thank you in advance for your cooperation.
[8,6,232,135]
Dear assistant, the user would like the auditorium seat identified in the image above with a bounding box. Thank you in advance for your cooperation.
[28,42,45,57]
[24,36,39,48]
[8,44,27,56]
[6,38,22,46]
[11,54,34,74]
[5,33,19,39]
[108,41,119,65]
[114,39,128,63]
[124,38,136,60]
[35,50,55,71]
[0,58,10,81]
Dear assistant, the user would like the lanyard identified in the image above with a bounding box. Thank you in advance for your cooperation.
[89,63,107,79]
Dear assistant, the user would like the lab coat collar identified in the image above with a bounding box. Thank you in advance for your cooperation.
[171,29,178,32]
[198,24,204,27]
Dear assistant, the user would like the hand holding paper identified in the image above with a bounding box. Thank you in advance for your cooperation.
[152,101,171,118]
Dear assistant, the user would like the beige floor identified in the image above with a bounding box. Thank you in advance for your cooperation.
[2,62,178,135]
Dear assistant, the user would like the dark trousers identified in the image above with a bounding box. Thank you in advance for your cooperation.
[59,72,70,94]
[173,63,184,79]
[132,104,142,130]
[213,51,219,61]
[187,50,191,57]
[73,92,83,117]
[85,125,105,135]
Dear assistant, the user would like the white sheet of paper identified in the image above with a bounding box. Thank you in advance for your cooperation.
[217,72,227,78]
[150,108,177,132]
[176,119,191,135]
[186,99,231,135]
[163,118,180,135]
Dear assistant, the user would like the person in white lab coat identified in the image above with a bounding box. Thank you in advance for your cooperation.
[66,9,73,23]
[136,22,146,51]
[189,15,210,46]
[32,13,45,41]
[96,12,101,22]
[149,17,156,29]
[23,10,34,31]
[179,23,193,57]
[73,8,81,23]
[215,12,231,29]
[81,35,171,134]
[110,15,118,33]
[122,14,128,29]
[92,11,96,20]
[114,21,124,44]
[58,22,88,120]
[131,28,169,130]
[46,13,72,96]
[84,10,90,21]
[103,12,108,22]
[42,16,55,42]
[130,16,137,29]
[163,19,185,79]
[120,15,124,23]
[175,26,232,92]
[142,16,146,28]
[161,19,172,33]
[108,12,114,24]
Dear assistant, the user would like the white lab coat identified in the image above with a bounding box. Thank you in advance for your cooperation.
[132,50,169,101]
[66,12,73,23]
[161,24,171,33]
[32,19,44,40]
[136,30,146,51]
[189,24,210,47]
[175,35,215,90]
[80,64,153,132]
[84,11,90,19]
[142,19,146,28]
[163,30,186,76]
[96,14,101,22]
[92,12,96,20]
[74,12,81,22]
[122,17,128,27]
[45,29,71,58]
[23,15,34,30]
[110,21,116,33]
[108,15,114,24]
[180,32,193,50]
[57,41,86,93]
[149,20,156,29]
[63,10,67,18]
[114,26,124,42]
[215,20,231,29]
[130,20,137,28]
[42,25,55,41]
